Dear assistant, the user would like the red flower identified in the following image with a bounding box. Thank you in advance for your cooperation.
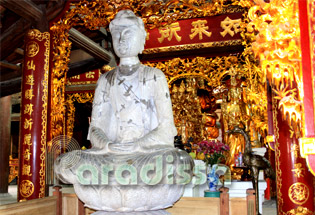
[196,139,229,165]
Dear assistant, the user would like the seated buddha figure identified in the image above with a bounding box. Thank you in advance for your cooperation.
[54,10,193,213]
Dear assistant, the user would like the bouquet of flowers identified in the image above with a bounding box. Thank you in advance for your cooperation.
[196,139,229,166]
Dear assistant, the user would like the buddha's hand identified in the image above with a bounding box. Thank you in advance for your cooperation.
[108,142,140,153]
[138,141,174,153]
[88,126,112,153]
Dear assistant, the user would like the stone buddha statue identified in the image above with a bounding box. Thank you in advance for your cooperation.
[54,10,193,213]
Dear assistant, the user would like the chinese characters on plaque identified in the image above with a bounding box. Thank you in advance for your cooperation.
[68,69,101,83]
[145,13,242,49]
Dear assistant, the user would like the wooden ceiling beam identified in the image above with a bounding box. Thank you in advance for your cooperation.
[0,77,21,98]
[0,0,43,22]
[14,48,24,56]
[0,68,22,82]
[5,48,24,63]
[0,61,22,82]
[69,28,114,63]
[0,61,20,71]
[0,18,30,60]
[0,5,5,13]
[46,0,66,21]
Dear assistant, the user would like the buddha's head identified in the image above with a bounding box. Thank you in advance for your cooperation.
[109,10,147,58]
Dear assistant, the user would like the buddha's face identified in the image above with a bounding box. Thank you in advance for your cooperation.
[111,25,145,58]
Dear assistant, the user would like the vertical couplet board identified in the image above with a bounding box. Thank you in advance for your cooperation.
[18,29,50,201]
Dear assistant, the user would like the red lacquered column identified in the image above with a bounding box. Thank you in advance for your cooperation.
[274,98,314,214]
[18,29,50,201]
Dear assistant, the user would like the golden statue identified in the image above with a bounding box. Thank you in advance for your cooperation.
[203,113,219,139]
[170,78,204,144]
[222,67,248,167]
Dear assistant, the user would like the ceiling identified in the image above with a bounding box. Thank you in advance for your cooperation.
[0,0,116,98]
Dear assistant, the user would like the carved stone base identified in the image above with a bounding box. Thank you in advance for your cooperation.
[75,184,184,212]
[55,148,194,212]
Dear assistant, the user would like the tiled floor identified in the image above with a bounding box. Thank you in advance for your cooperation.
[0,185,277,214]
[0,185,18,205]
[262,199,277,215]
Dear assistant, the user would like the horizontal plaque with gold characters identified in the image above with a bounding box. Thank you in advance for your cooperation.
[68,69,102,85]
[144,12,243,51]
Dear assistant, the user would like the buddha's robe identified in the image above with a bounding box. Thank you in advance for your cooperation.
[55,65,193,188]
[88,64,177,153]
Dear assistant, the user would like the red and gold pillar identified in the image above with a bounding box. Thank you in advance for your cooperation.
[18,29,50,201]
[298,0,315,178]
[274,98,314,214]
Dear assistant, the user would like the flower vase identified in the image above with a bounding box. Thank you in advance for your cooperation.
[206,164,220,191]
[204,164,220,197]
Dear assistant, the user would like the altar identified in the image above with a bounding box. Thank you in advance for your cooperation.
[183,160,267,214]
